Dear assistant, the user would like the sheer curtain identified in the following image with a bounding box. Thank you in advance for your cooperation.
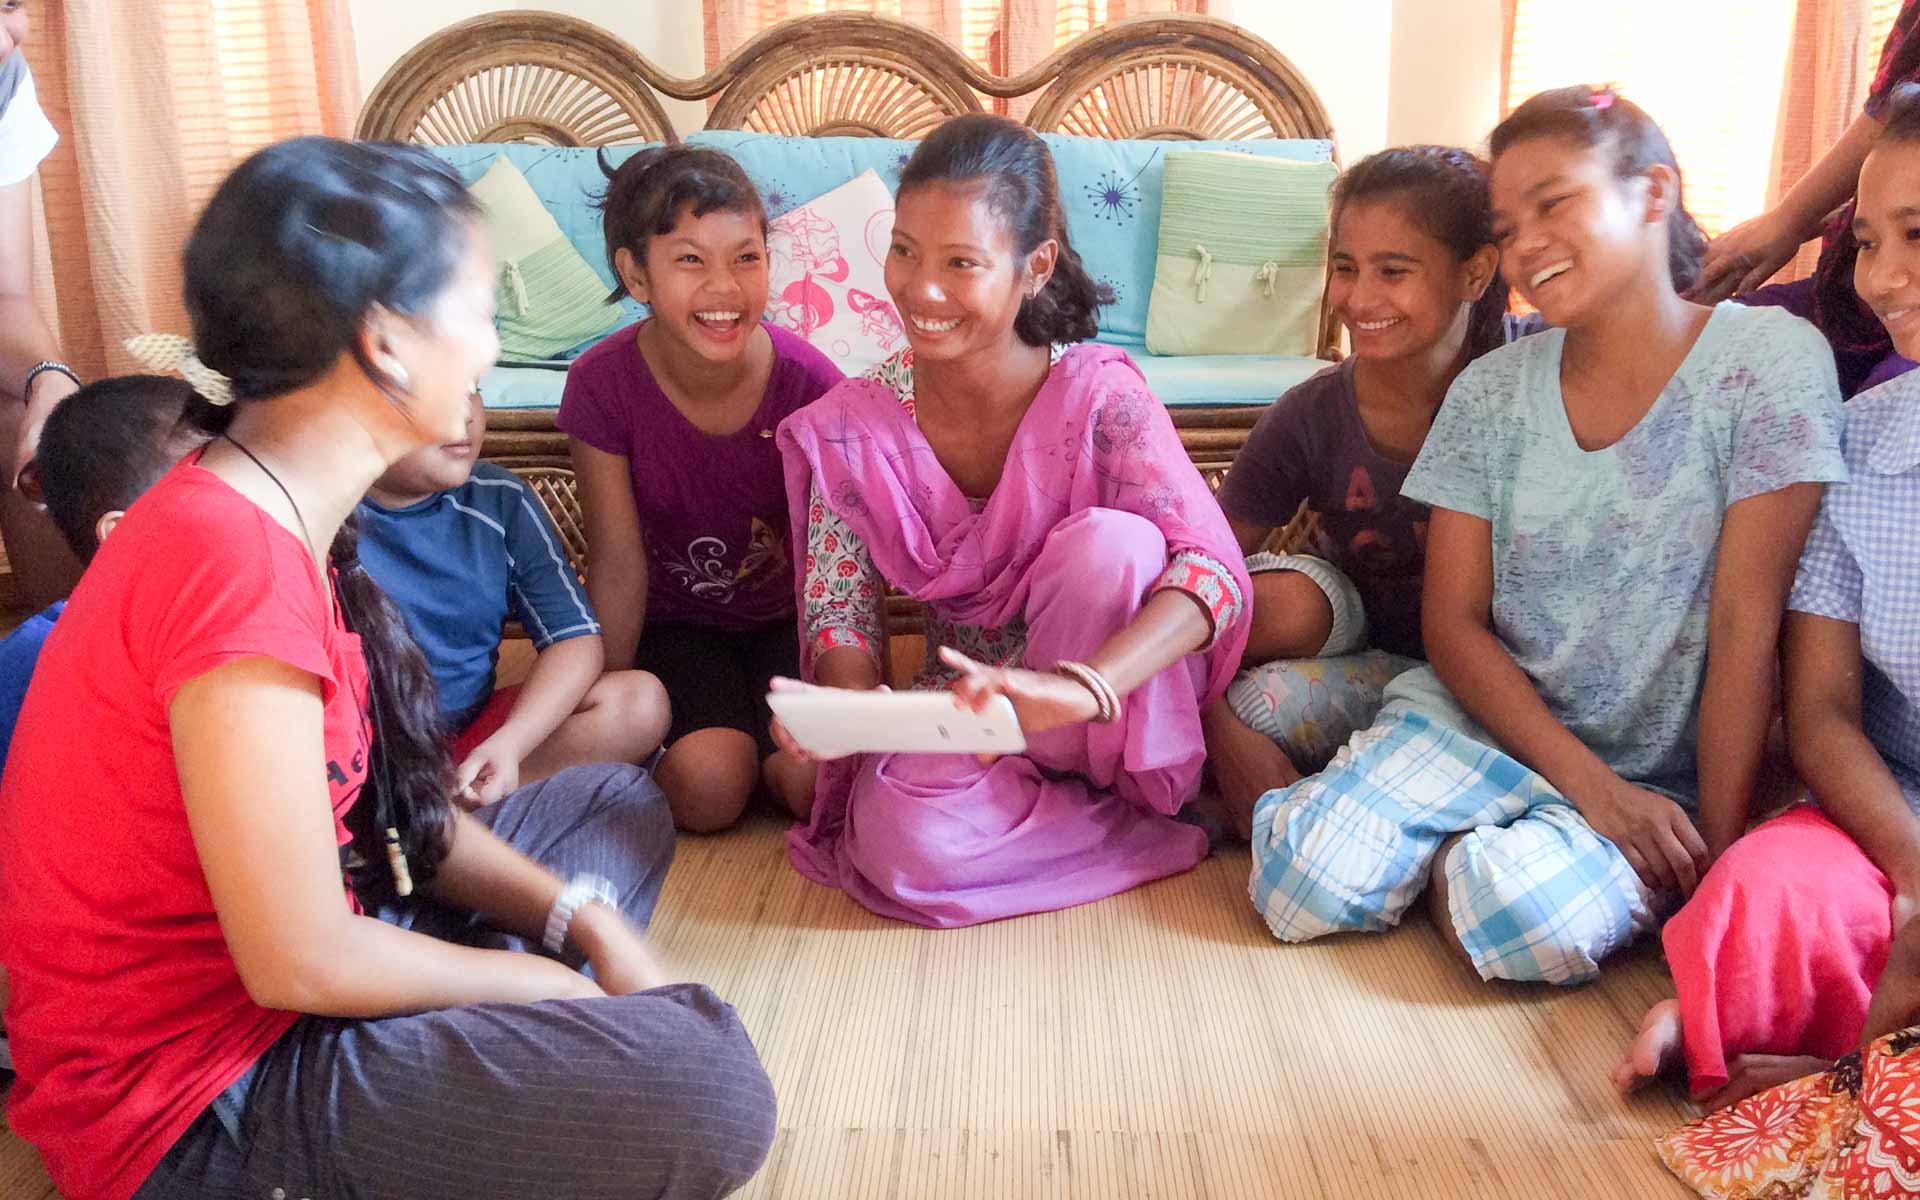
[26,0,360,380]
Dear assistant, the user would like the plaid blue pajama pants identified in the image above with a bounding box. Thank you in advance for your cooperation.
[1248,703,1657,984]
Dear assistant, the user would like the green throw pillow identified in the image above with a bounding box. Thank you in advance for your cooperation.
[467,157,621,363]
[1144,151,1338,358]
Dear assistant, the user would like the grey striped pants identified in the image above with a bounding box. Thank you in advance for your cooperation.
[133,764,776,1200]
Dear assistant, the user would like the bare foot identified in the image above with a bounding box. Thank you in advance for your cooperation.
[1200,699,1302,841]
[1700,1054,1830,1110]
[1614,998,1684,1095]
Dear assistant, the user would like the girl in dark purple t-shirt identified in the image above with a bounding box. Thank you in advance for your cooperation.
[1204,146,1511,837]
[562,146,842,833]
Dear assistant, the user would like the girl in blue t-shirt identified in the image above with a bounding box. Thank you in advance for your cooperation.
[1247,87,1845,989]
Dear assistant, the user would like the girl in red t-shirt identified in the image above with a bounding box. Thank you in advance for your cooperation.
[0,138,773,1200]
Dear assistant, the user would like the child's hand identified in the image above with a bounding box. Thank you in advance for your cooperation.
[1571,773,1710,897]
[455,738,522,809]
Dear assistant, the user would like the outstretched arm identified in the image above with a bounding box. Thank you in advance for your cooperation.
[1691,112,1882,302]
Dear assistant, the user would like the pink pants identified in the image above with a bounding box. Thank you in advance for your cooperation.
[788,508,1213,928]
[1665,805,1895,1095]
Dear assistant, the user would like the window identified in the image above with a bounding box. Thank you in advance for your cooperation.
[1504,0,1903,237]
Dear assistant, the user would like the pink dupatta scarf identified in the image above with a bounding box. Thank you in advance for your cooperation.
[775,343,1251,927]
[779,342,1250,699]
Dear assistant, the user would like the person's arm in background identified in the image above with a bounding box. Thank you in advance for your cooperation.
[455,477,608,805]
[572,439,647,671]
[1693,484,1826,857]
[1691,113,1882,302]
[1694,0,1920,300]
[0,175,82,606]
[0,178,71,413]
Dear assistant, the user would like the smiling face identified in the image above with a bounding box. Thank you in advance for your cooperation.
[619,203,770,364]
[1490,134,1668,330]
[1328,197,1491,363]
[883,180,1055,365]
[1853,139,1920,360]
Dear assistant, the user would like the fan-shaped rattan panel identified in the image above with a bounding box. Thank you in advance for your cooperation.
[356,13,674,146]
[703,17,983,137]
[1023,16,1335,143]
[514,467,590,580]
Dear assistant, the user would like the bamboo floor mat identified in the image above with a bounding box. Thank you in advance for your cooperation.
[0,814,1701,1199]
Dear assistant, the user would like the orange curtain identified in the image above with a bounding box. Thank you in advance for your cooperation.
[1769,0,1902,279]
[26,0,360,381]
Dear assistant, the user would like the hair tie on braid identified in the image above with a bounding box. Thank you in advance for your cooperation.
[123,334,237,407]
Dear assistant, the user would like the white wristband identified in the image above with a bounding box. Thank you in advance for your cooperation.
[542,873,618,956]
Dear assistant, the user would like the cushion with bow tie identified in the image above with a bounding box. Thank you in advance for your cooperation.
[467,156,622,364]
[1145,150,1336,358]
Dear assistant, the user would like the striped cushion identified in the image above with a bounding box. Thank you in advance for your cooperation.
[1145,151,1336,358]
[467,156,622,363]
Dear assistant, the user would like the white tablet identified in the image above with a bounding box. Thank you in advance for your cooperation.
[766,688,1028,758]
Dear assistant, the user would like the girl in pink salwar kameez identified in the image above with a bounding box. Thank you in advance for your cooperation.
[772,116,1251,928]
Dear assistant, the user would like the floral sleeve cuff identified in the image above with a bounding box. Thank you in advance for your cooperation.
[812,625,877,662]
[802,480,886,674]
[1153,549,1245,650]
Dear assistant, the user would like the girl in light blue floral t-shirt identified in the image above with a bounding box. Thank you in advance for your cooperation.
[1247,86,1846,988]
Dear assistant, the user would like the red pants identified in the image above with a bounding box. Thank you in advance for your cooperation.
[449,685,521,762]
[1665,805,1895,1095]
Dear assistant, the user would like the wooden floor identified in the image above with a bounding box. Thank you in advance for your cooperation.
[0,817,1700,1198]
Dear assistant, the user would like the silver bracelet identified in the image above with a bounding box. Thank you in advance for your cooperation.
[541,872,619,956]
[21,361,79,405]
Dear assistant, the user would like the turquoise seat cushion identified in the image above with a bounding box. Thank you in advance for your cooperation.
[687,131,916,217]
[479,363,572,409]
[1118,342,1331,407]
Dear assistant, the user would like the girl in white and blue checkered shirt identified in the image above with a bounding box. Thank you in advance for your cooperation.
[1621,82,1920,1115]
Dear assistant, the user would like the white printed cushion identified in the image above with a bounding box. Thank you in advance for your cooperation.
[766,169,904,377]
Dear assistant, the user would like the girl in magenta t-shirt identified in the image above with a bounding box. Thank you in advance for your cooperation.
[0,138,772,1200]
[562,146,842,833]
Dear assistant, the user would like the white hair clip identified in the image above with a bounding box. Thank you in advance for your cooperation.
[123,333,236,406]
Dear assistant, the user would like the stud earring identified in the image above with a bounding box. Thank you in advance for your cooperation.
[381,357,410,392]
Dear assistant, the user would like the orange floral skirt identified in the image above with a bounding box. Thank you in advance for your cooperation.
[1657,1027,1920,1198]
